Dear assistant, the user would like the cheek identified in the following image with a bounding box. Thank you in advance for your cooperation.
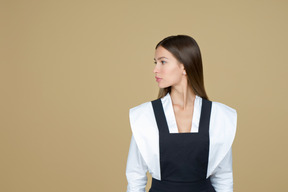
[167,67,182,79]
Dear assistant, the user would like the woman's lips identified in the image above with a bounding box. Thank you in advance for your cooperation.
[155,77,162,82]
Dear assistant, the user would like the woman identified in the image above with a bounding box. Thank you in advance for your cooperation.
[126,35,237,192]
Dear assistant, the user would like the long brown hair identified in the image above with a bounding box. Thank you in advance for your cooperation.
[155,35,209,100]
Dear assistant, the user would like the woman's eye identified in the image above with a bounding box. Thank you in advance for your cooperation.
[153,60,166,64]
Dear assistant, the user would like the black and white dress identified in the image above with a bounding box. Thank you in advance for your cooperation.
[126,92,237,192]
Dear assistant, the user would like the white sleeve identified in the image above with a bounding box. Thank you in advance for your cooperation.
[126,134,148,192]
[210,148,233,192]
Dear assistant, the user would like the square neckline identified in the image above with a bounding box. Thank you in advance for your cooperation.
[162,92,201,134]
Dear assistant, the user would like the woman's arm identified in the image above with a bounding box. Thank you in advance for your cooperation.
[126,134,148,192]
[210,148,233,192]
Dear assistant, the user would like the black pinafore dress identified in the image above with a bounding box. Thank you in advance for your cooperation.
[149,97,216,192]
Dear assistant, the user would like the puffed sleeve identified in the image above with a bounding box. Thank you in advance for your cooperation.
[210,148,233,192]
[126,134,148,192]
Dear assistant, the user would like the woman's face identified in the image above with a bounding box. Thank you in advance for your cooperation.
[153,46,186,88]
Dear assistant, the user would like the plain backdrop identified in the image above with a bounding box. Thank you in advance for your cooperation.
[1,0,287,191]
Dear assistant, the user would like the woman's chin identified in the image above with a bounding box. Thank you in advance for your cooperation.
[157,84,169,89]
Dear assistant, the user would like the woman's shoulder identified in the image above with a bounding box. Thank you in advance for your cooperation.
[129,100,153,114]
[210,99,237,114]
[204,98,238,129]
[128,99,158,125]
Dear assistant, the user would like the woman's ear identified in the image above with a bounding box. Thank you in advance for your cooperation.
[180,63,186,75]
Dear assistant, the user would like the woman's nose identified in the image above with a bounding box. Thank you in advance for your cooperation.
[153,64,159,74]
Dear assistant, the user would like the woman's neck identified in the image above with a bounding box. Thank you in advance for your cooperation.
[170,85,196,110]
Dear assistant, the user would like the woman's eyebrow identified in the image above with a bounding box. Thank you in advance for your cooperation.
[153,56,169,60]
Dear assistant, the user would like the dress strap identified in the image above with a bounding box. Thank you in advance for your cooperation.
[151,98,170,134]
[151,97,212,134]
[198,98,212,135]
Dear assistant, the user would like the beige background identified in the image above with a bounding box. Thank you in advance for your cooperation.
[1,0,287,191]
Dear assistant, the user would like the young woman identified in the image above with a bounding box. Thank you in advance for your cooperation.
[126,35,237,192]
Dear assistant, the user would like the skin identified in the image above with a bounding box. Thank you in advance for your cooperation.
[153,46,196,133]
